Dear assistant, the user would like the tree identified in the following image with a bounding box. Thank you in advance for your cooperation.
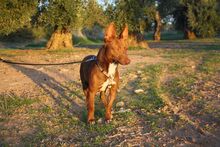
[173,0,220,39]
[83,0,106,28]
[38,0,83,49]
[153,11,162,41]
[105,0,154,48]
[187,0,219,38]
[218,1,220,34]
[0,0,38,35]
[155,0,179,40]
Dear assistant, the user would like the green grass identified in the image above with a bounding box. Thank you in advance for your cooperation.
[131,65,165,111]
[128,46,146,50]
[73,36,103,45]
[0,94,38,116]
[119,64,171,132]
[198,52,220,73]
[163,74,196,99]
[25,41,47,48]
[145,31,184,40]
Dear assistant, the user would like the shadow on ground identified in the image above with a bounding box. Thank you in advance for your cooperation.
[149,42,220,50]
[10,64,84,117]
[74,44,102,49]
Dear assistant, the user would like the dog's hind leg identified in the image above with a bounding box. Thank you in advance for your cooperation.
[87,91,96,124]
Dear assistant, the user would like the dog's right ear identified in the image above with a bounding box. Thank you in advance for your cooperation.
[104,22,116,42]
[119,24,128,40]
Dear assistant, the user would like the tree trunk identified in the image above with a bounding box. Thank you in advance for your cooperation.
[46,28,73,50]
[184,29,196,40]
[154,11,162,41]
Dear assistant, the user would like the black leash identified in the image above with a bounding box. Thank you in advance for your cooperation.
[0,58,83,66]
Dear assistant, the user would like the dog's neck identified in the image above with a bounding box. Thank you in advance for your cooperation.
[97,46,116,73]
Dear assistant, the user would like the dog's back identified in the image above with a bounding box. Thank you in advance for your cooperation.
[80,55,97,91]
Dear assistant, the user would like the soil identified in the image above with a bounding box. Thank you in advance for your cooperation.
[0,49,162,95]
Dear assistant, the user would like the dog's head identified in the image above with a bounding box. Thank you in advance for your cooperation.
[103,23,130,65]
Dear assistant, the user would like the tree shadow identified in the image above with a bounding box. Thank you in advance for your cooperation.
[149,42,220,50]
[10,64,84,117]
[74,44,102,49]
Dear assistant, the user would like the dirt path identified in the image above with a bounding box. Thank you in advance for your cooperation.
[0,50,162,95]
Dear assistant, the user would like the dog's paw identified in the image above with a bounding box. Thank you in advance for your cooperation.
[105,116,113,124]
[105,119,112,124]
[87,119,95,125]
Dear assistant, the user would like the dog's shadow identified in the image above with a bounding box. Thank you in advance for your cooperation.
[10,64,84,117]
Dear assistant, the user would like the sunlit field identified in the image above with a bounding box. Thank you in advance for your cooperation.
[0,39,219,146]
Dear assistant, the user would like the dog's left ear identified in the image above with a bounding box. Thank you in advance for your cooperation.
[104,22,116,42]
[119,24,128,40]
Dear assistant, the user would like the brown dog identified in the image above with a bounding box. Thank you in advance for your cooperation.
[80,23,130,124]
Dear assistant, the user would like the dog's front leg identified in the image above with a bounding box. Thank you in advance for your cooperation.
[105,71,119,122]
[105,84,117,122]
[87,91,96,124]
[100,91,108,108]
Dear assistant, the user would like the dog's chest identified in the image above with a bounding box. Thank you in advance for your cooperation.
[100,63,117,91]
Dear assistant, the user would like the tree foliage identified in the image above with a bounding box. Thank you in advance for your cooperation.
[105,0,156,33]
[1,0,219,41]
[157,0,178,18]
[187,0,219,37]
[0,0,38,35]
[83,0,107,28]
[38,0,83,31]
[173,0,220,38]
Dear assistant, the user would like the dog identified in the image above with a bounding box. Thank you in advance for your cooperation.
[80,23,130,124]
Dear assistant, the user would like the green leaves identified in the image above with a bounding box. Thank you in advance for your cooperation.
[38,0,83,30]
[187,0,219,37]
[105,0,155,33]
[83,0,107,28]
[0,0,38,35]
[174,0,220,38]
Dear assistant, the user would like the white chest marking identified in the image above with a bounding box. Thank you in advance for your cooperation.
[108,63,118,77]
[100,63,117,91]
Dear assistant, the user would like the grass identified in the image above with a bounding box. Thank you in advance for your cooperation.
[164,74,196,99]
[73,36,103,45]
[0,47,96,60]
[198,52,220,73]
[0,93,38,117]
[145,31,184,40]
[25,41,47,48]
[131,65,165,111]
[120,44,220,136]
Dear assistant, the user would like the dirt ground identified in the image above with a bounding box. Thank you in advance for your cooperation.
[0,42,220,146]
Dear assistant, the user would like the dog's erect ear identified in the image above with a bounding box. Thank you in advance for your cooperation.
[119,24,128,40]
[104,22,116,42]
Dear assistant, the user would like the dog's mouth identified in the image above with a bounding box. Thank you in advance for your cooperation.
[112,55,130,65]
[114,58,130,65]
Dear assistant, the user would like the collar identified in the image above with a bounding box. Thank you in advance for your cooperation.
[96,60,109,77]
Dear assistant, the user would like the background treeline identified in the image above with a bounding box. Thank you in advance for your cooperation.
[0,0,219,49]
